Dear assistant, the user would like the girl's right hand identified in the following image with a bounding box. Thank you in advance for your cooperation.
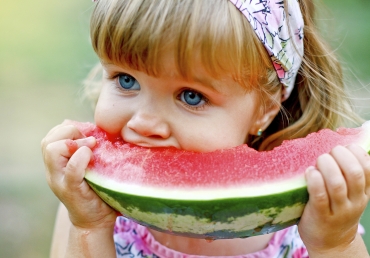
[41,121,118,230]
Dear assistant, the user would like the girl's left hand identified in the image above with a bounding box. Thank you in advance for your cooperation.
[298,144,370,254]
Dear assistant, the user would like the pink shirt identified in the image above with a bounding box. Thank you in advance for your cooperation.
[114,216,313,257]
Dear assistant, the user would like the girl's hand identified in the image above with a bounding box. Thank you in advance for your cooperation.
[299,144,370,255]
[41,121,118,230]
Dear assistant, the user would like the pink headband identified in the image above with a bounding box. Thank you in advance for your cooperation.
[229,0,304,100]
[92,0,304,100]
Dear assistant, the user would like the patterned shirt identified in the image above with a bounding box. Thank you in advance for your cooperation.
[114,216,311,258]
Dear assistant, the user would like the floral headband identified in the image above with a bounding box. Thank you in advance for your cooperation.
[92,0,304,100]
[229,0,304,100]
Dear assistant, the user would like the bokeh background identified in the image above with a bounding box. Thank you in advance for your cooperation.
[0,0,369,257]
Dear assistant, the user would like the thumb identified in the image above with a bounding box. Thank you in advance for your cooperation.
[63,146,93,189]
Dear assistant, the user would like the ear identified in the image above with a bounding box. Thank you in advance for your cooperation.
[249,90,282,136]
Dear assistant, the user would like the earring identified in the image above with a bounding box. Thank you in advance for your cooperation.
[257,129,263,136]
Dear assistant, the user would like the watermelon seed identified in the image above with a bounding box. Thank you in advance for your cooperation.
[254,226,263,232]
[205,237,215,243]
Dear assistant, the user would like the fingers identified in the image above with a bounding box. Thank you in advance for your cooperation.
[42,122,97,193]
[345,145,370,199]
[316,152,347,210]
[332,145,368,201]
[305,166,330,215]
[307,145,369,214]
[44,137,96,162]
[42,122,96,158]
[65,139,79,155]
[42,124,85,150]
[63,146,94,190]
[44,137,96,182]
[46,119,75,136]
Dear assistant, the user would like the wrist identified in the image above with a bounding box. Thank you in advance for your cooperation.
[307,234,369,258]
[68,209,118,230]
[65,224,116,258]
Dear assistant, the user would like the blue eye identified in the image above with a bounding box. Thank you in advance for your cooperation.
[180,90,204,106]
[118,74,140,90]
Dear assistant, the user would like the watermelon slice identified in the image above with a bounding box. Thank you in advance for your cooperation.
[73,121,370,239]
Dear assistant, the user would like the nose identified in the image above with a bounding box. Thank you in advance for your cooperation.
[126,111,171,139]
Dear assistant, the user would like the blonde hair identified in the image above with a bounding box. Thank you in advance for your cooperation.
[260,0,363,149]
[86,0,362,150]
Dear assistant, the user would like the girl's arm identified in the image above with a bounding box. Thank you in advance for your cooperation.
[305,233,368,258]
[50,204,116,258]
[66,225,115,258]
[42,122,117,258]
[299,144,370,257]
[50,204,69,257]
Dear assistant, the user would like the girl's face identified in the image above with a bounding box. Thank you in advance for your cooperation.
[95,54,263,152]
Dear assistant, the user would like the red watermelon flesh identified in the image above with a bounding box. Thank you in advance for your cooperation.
[74,121,370,189]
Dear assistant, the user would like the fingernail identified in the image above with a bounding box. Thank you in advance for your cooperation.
[305,166,316,174]
[86,136,97,145]
[65,139,78,154]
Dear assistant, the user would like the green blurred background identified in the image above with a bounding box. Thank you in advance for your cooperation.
[0,0,369,257]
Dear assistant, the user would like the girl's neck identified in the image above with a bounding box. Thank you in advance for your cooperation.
[148,229,274,256]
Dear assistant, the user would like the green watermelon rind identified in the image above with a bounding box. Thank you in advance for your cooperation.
[85,175,308,238]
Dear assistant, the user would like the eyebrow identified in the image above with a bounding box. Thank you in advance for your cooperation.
[190,74,236,95]
[191,76,220,92]
[101,62,128,70]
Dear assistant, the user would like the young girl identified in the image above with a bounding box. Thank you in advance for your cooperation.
[41,0,370,257]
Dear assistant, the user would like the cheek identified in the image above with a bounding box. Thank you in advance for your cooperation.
[94,97,125,135]
[177,120,248,152]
